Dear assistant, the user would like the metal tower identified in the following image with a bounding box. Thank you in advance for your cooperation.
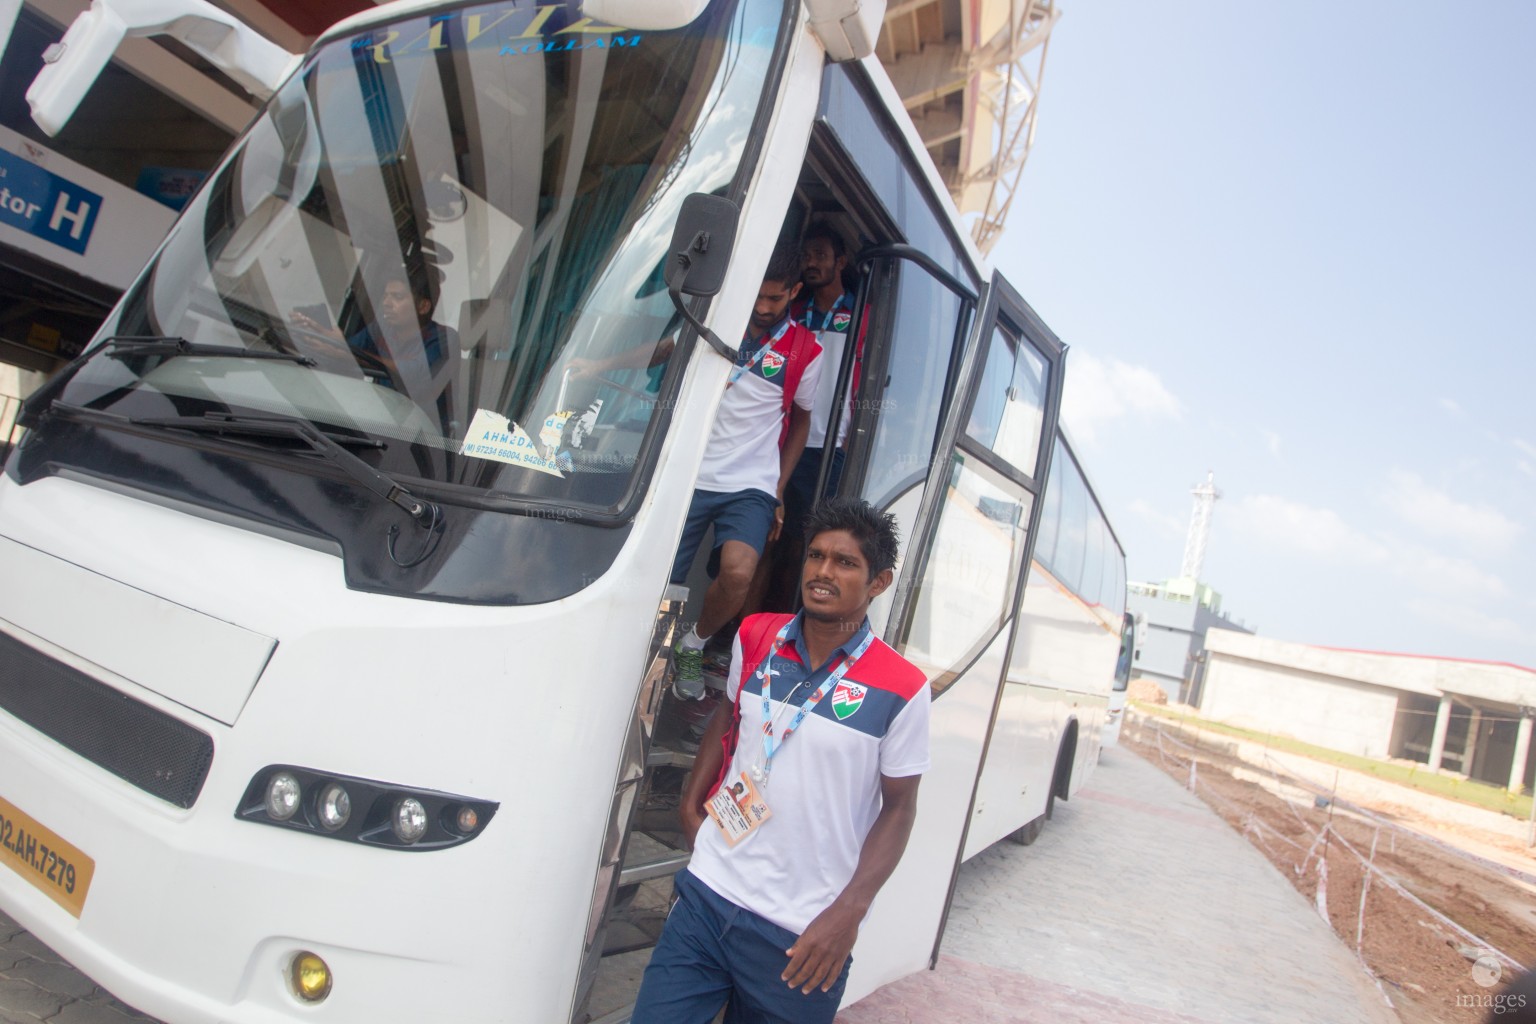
[1180,471,1220,581]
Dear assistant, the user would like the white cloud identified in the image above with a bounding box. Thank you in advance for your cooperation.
[1129,497,1184,536]
[1382,470,1521,553]
[1228,494,1510,601]
[1402,547,1510,599]
[1402,599,1526,648]
[1260,429,1282,459]
[1061,352,1181,444]
[1438,397,1462,415]
[1227,494,1386,560]
[1513,438,1536,459]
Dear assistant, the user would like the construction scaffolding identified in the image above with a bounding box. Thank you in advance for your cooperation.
[879,0,1060,254]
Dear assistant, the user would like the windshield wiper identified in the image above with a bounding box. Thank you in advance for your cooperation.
[103,335,317,367]
[19,336,315,428]
[127,411,431,522]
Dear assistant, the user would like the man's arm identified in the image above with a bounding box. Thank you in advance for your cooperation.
[569,336,676,379]
[676,699,734,850]
[781,772,922,993]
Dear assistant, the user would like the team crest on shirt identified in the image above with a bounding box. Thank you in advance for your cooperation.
[831,310,852,331]
[761,350,785,377]
[831,681,866,720]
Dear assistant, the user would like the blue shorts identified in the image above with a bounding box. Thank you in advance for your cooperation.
[631,869,851,1024]
[670,488,780,584]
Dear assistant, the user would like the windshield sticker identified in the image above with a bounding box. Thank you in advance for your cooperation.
[539,410,572,450]
[356,7,642,65]
[568,399,602,450]
[462,410,564,477]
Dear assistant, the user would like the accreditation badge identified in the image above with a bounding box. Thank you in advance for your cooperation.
[706,772,772,847]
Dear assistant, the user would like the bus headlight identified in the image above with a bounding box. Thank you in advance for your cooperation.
[236,766,497,850]
[316,783,351,832]
[264,772,301,821]
[391,798,428,844]
[290,951,332,1002]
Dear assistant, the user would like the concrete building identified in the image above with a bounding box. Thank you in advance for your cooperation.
[1127,577,1252,705]
[1200,629,1536,794]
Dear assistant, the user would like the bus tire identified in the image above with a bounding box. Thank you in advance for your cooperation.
[1045,723,1077,822]
[1008,815,1045,846]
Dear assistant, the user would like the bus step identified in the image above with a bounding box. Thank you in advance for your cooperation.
[645,748,695,768]
[600,913,666,958]
[618,849,690,888]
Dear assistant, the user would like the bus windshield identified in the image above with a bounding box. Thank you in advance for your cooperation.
[49,0,781,514]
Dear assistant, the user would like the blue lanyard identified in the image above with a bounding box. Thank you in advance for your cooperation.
[799,292,852,331]
[753,621,875,781]
[729,318,791,386]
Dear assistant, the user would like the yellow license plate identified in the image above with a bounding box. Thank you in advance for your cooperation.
[0,794,94,917]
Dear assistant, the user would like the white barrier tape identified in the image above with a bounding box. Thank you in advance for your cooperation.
[1257,753,1536,889]
[1315,858,1330,926]
[1323,823,1526,974]
[1243,810,1309,853]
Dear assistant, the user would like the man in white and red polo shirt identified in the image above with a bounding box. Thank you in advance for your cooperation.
[668,242,824,694]
[633,498,930,1024]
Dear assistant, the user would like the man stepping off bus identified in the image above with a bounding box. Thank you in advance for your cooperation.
[667,242,823,696]
[632,498,931,1024]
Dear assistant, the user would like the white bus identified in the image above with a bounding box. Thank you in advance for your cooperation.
[0,1,1126,1021]
[1104,612,1137,748]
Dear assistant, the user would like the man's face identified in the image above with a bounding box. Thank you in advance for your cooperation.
[379,280,425,328]
[801,528,891,624]
[801,238,845,292]
[750,277,801,334]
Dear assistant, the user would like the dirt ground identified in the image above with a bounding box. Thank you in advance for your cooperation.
[1122,716,1536,1024]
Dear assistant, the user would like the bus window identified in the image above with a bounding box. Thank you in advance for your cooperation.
[847,259,969,634]
[899,451,1030,694]
[964,324,1047,478]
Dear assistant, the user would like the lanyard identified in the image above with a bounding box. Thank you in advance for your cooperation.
[728,318,791,387]
[799,292,852,332]
[752,621,875,782]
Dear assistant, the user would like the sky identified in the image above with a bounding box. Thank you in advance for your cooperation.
[990,1,1536,668]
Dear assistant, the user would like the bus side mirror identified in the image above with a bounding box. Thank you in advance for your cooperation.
[27,0,296,136]
[665,193,738,298]
[806,0,888,62]
[579,0,710,31]
[665,193,740,360]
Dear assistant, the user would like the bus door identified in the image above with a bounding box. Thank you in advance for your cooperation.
[842,271,1065,1000]
[836,244,976,636]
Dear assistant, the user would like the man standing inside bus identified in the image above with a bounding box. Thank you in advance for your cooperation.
[632,498,930,1024]
[666,242,823,697]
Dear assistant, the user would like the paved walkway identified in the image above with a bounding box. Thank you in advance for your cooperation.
[837,745,1402,1024]
[0,747,1402,1023]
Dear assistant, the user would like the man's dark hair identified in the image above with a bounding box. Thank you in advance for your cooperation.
[803,221,846,258]
[802,497,900,580]
[764,239,803,287]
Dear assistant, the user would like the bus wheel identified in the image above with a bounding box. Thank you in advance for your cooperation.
[1008,815,1045,846]
[1045,725,1076,822]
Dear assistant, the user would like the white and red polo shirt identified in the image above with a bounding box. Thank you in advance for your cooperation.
[694,319,822,495]
[687,611,931,936]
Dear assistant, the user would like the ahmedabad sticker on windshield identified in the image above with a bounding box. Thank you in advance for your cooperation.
[0,794,95,917]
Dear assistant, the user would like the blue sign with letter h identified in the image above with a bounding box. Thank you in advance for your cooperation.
[0,148,102,256]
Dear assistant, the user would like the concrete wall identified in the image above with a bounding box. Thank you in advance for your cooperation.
[1201,653,1402,758]
[1200,629,1536,774]
[1203,630,1536,706]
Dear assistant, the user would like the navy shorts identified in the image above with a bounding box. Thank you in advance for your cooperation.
[630,869,850,1024]
[670,488,780,584]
